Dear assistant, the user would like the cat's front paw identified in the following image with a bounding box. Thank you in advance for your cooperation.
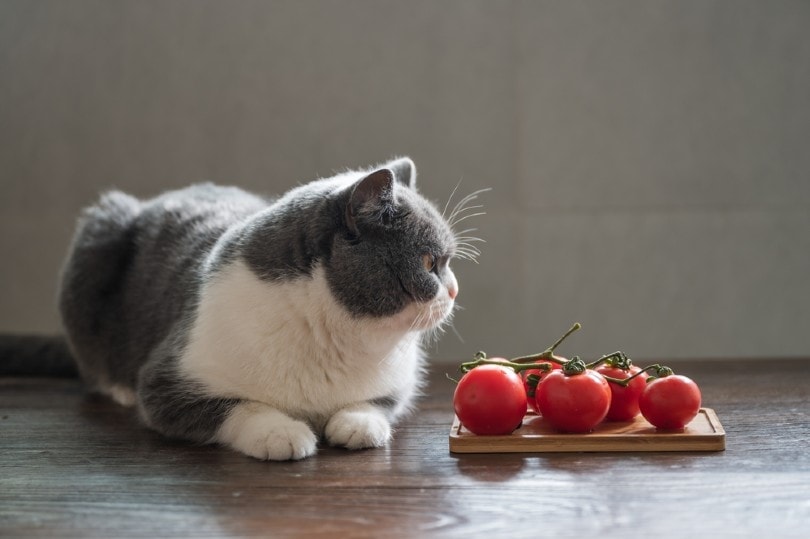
[217,403,318,461]
[325,405,392,450]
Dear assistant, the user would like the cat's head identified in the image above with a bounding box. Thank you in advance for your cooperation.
[326,158,460,333]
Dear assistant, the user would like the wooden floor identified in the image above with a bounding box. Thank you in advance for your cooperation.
[1,358,809,538]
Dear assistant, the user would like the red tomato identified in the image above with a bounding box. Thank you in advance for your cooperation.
[453,365,527,435]
[594,364,648,421]
[639,375,702,429]
[535,369,611,433]
[520,357,565,413]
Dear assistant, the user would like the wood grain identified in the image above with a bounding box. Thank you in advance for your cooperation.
[449,408,725,453]
[1,358,809,538]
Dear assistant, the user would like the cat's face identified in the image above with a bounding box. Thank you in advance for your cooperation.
[326,165,459,333]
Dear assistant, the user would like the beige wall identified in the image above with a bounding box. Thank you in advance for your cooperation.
[2,0,808,362]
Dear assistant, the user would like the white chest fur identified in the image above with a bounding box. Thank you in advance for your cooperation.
[179,260,424,423]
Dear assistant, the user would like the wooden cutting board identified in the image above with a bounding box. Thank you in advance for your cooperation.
[449,408,725,453]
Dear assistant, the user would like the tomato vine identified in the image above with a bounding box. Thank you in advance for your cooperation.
[451,322,704,434]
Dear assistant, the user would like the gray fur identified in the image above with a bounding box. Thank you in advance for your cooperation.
[57,157,460,450]
[0,335,77,377]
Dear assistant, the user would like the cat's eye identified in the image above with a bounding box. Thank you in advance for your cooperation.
[422,253,436,272]
[422,253,450,274]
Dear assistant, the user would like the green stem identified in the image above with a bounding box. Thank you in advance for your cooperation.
[547,322,582,354]
[602,363,672,387]
[509,352,569,365]
[509,322,581,365]
[585,351,631,370]
[562,356,587,376]
[458,358,552,375]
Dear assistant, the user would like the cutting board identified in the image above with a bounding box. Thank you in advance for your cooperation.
[449,408,725,453]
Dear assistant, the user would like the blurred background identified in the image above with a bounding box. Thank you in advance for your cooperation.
[1,0,809,363]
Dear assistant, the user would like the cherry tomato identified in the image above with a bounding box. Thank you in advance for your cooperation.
[520,357,565,413]
[594,364,648,421]
[535,369,611,433]
[453,365,527,435]
[639,374,702,429]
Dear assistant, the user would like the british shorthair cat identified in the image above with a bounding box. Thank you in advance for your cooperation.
[56,157,482,460]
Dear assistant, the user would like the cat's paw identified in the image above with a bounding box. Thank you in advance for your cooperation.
[325,405,392,450]
[105,384,137,407]
[217,403,318,461]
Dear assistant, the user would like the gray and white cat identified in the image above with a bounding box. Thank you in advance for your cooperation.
[56,157,469,460]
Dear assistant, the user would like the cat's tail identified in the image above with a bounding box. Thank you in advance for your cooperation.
[0,334,79,377]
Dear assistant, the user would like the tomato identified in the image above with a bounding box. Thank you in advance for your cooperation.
[453,365,527,435]
[639,374,702,429]
[535,369,611,433]
[520,357,565,413]
[594,364,648,421]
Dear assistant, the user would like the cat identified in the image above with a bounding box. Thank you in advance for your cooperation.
[51,157,480,461]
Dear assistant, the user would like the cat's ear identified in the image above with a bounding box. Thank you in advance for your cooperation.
[387,157,416,189]
[346,169,396,236]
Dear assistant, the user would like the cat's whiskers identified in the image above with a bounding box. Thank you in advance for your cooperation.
[449,210,487,230]
[409,304,431,333]
[456,248,482,260]
[444,188,489,265]
[455,236,485,244]
[455,241,483,255]
[446,188,490,227]
[451,223,486,259]
[453,227,480,237]
[378,307,430,367]
[411,310,428,332]
[447,188,491,229]
[442,306,465,345]
[419,299,457,347]
[453,243,483,263]
[441,179,464,220]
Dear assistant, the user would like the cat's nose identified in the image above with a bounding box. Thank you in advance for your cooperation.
[447,284,458,300]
